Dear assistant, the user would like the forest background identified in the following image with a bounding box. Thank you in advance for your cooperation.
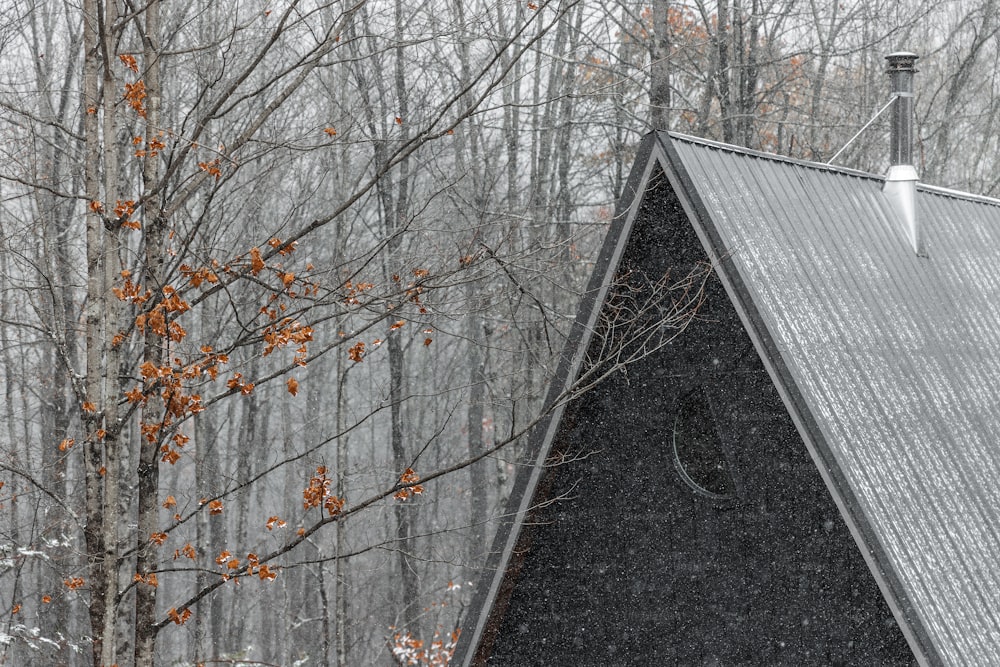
[1,0,998,665]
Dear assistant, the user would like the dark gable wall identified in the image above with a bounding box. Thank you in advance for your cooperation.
[484,170,914,665]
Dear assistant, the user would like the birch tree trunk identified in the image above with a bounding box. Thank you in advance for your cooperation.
[82,0,124,663]
[134,0,164,664]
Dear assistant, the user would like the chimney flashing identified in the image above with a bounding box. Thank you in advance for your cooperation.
[884,166,924,256]
[886,164,918,182]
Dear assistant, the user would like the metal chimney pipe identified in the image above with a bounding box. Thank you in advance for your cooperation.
[883,51,924,256]
[886,52,918,167]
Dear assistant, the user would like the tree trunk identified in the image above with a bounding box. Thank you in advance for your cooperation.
[82,0,115,663]
[134,1,165,664]
[650,1,672,130]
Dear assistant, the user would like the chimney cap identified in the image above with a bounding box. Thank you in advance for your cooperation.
[886,52,919,70]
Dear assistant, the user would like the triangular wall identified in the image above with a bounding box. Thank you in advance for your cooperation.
[468,168,914,665]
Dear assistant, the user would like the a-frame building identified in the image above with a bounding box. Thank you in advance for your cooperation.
[455,55,1000,666]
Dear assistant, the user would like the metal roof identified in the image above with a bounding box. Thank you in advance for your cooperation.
[663,131,1000,666]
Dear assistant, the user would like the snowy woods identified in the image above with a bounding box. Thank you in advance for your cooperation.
[1,0,999,665]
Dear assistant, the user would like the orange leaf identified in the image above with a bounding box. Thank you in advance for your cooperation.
[161,447,181,465]
[63,577,85,590]
[11,604,20,614]
[249,247,265,275]
[162,495,177,509]
[197,159,221,179]
[324,495,344,516]
[58,438,75,452]
[134,572,158,587]
[118,53,139,73]
[286,377,299,396]
[423,338,433,347]
[208,500,223,515]
[124,80,147,117]
[150,532,168,546]
[168,607,192,625]
[323,127,337,136]
[395,468,424,502]
[41,595,51,604]
[82,401,96,413]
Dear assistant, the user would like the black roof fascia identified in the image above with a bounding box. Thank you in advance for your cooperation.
[452,133,665,666]
[655,131,941,666]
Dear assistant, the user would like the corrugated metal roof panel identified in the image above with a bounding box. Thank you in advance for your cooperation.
[667,132,1000,665]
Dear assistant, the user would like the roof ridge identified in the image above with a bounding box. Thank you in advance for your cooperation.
[664,130,883,181]
[664,130,1000,208]
[917,182,1000,207]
